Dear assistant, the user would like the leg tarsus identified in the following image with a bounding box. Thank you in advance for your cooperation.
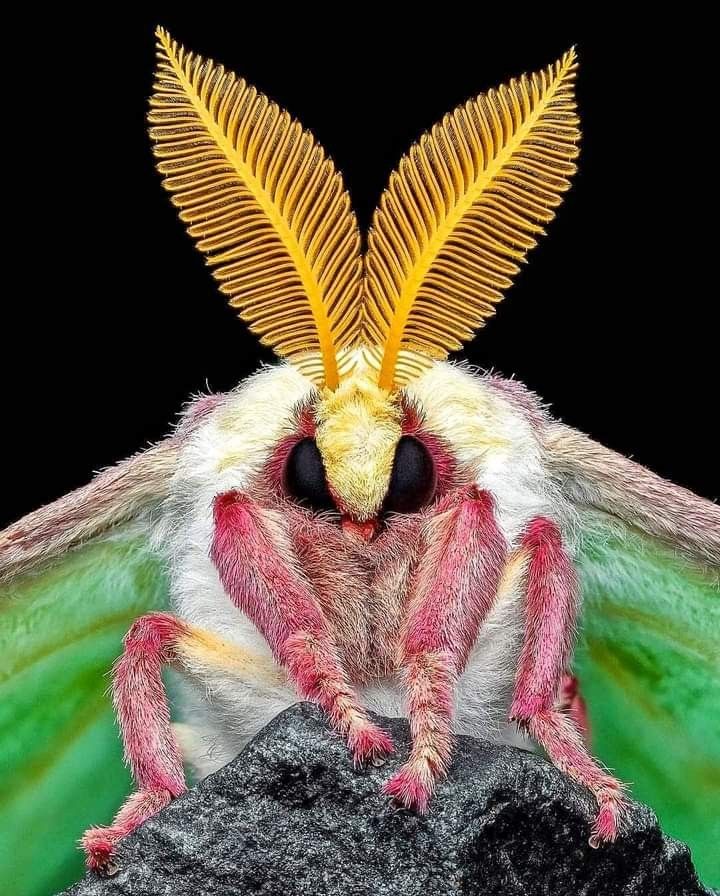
[383,650,456,811]
[348,719,395,766]
[383,761,436,813]
[81,612,187,870]
[81,787,176,873]
[81,831,117,876]
[283,629,394,764]
[513,702,627,845]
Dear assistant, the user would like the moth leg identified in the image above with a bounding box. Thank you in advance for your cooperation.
[509,517,627,845]
[81,613,187,873]
[559,672,590,741]
[211,490,394,764]
[383,488,506,810]
[82,614,281,872]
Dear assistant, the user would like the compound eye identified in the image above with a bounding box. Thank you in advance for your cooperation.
[284,438,335,511]
[385,436,436,514]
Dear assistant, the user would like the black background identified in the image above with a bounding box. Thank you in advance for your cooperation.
[2,12,718,527]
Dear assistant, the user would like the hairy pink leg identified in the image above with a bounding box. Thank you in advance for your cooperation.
[384,488,506,810]
[510,518,626,845]
[81,613,188,873]
[212,490,393,763]
[559,673,590,740]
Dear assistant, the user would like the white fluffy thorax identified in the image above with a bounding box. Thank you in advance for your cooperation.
[157,361,574,622]
[155,364,314,644]
[153,361,574,771]
[407,363,572,546]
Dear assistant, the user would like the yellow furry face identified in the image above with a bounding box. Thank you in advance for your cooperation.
[315,375,402,520]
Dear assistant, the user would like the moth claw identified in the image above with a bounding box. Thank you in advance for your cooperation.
[382,763,434,813]
[348,721,395,767]
[82,829,119,876]
[102,860,120,878]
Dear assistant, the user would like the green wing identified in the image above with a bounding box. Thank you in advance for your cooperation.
[545,423,720,887]
[0,442,176,896]
[574,520,719,885]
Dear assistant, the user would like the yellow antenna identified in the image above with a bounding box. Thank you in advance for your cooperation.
[149,28,363,389]
[363,49,580,390]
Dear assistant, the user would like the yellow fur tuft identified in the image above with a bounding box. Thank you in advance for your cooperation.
[315,373,402,520]
[177,626,284,685]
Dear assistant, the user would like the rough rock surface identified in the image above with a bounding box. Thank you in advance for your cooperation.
[66,703,711,896]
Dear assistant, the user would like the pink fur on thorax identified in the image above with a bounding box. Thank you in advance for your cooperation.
[286,509,423,681]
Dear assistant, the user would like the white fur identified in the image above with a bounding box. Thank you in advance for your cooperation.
[156,362,573,777]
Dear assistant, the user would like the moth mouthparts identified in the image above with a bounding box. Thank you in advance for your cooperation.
[341,516,379,542]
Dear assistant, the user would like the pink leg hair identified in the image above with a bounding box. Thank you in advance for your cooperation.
[384,487,506,811]
[212,490,393,763]
[81,613,188,873]
[510,518,626,845]
[559,673,590,740]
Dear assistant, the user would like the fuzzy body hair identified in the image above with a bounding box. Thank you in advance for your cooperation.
[154,361,573,777]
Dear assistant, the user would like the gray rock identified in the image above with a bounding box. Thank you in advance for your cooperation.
[65,703,711,896]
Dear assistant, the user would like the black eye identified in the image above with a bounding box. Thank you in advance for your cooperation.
[284,438,335,511]
[385,436,436,514]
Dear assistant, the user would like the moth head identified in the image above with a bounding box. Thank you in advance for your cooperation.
[279,371,442,538]
[314,375,402,523]
[150,27,580,529]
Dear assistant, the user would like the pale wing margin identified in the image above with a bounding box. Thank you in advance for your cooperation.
[0,438,179,583]
[544,422,720,570]
[0,390,228,582]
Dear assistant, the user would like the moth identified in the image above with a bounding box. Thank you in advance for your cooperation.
[1,29,718,887]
